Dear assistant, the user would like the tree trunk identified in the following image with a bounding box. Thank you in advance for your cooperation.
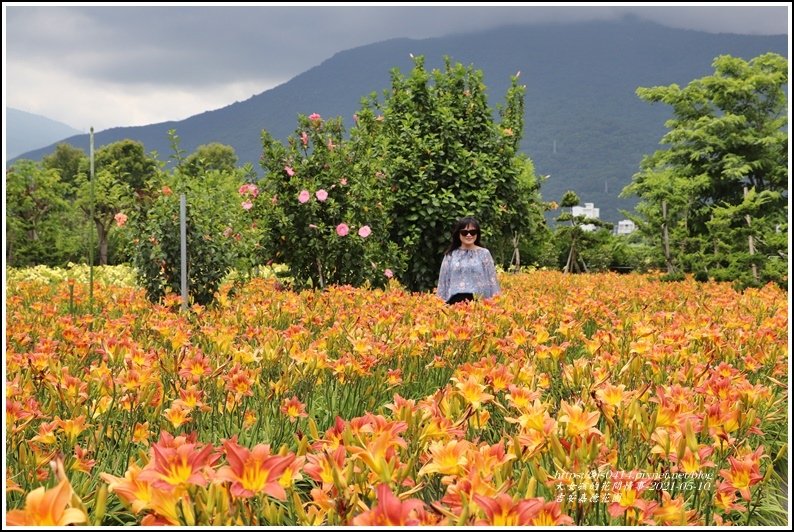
[510,232,520,272]
[662,199,673,273]
[744,187,758,282]
[564,241,575,273]
[96,219,108,266]
[316,258,325,289]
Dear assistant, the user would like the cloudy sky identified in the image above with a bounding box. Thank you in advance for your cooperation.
[4,3,790,132]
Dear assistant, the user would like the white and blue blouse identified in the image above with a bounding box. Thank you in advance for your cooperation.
[437,247,501,302]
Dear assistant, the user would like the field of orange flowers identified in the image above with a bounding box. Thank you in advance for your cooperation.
[5,271,789,526]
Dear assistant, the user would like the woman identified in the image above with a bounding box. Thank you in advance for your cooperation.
[437,217,501,304]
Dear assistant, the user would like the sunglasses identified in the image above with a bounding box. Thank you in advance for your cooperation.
[459,229,479,237]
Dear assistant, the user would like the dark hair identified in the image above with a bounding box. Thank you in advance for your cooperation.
[444,216,481,255]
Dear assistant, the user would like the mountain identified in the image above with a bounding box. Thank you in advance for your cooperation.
[10,19,787,222]
[5,108,83,160]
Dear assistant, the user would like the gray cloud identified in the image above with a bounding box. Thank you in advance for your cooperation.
[4,4,789,130]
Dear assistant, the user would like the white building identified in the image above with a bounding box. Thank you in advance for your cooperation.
[572,203,599,232]
[572,203,599,219]
[615,219,637,236]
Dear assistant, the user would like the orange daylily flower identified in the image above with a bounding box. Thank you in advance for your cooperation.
[607,471,653,519]
[304,446,346,489]
[418,414,465,443]
[473,493,543,526]
[418,439,470,477]
[469,441,516,479]
[178,385,207,411]
[281,396,308,420]
[712,486,747,513]
[486,365,513,392]
[453,375,494,410]
[351,483,427,526]
[55,415,89,443]
[215,436,297,500]
[440,471,500,514]
[100,462,153,514]
[505,385,541,411]
[528,500,575,526]
[506,398,554,432]
[70,445,96,474]
[558,400,602,440]
[674,445,715,475]
[179,353,212,383]
[653,492,697,525]
[163,400,192,429]
[509,328,530,347]
[225,364,257,398]
[347,430,406,480]
[137,431,217,491]
[386,368,403,386]
[31,421,58,445]
[533,326,551,345]
[596,382,628,411]
[132,422,150,444]
[649,427,681,459]
[242,409,257,429]
[6,478,87,526]
[718,454,763,500]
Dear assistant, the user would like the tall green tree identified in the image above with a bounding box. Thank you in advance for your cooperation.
[554,190,612,273]
[363,56,543,291]
[70,139,157,266]
[6,160,83,266]
[73,169,133,265]
[182,143,239,178]
[623,53,787,286]
[42,143,87,195]
[95,139,158,193]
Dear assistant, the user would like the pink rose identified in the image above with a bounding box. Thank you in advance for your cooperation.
[340,178,348,186]
[309,113,322,122]
[336,223,349,237]
[358,225,372,238]
[384,269,394,279]
[301,132,309,147]
[241,200,253,210]
[298,190,310,204]
[114,212,128,227]
[285,166,295,177]
[315,189,328,202]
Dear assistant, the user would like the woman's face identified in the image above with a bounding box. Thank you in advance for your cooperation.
[459,224,478,246]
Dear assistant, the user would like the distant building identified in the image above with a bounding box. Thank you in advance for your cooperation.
[572,202,599,232]
[572,203,599,219]
[615,219,637,235]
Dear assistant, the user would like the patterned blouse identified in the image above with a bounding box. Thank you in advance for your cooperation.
[437,247,501,302]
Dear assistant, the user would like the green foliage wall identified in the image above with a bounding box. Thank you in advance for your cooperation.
[362,56,544,291]
[6,160,84,266]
